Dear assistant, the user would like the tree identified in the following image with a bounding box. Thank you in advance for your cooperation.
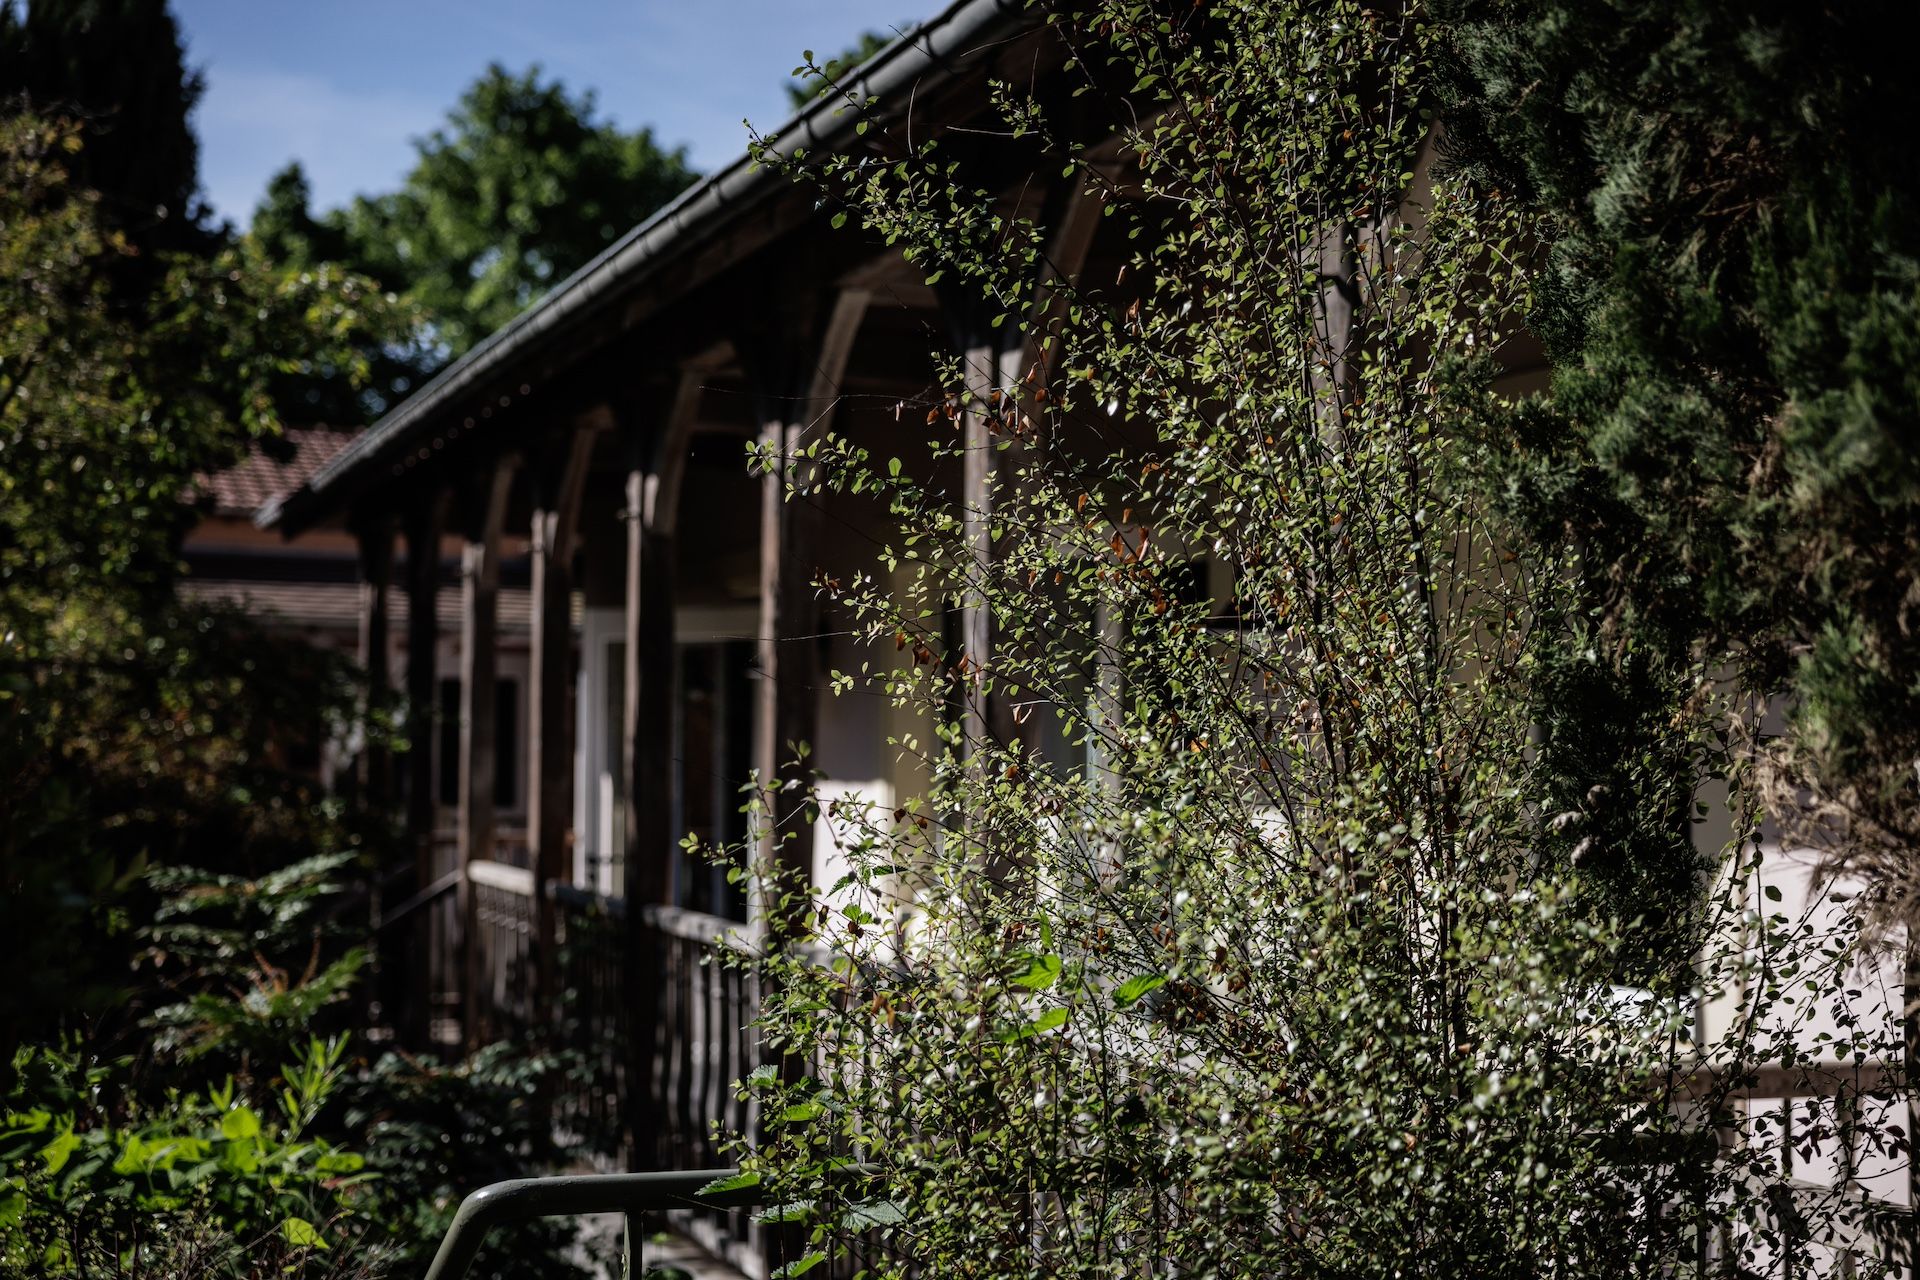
[710,3,1907,1275]
[250,162,434,425]
[0,0,214,263]
[1434,0,1920,941]
[252,65,696,420]
[0,112,409,1060]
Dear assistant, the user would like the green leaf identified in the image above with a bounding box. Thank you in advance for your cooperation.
[887,456,902,477]
[771,1251,828,1278]
[282,1217,328,1250]
[314,1151,365,1175]
[778,1100,823,1125]
[38,1127,78,1175]
[841,1199,907,1230]
[1012,953,1062,990]
[219,1106,260,1141]
[1112,974,1167,1007]
[1000,1007,1069,1042]
[755,1199,815,1225]
[698,1170,762,1196]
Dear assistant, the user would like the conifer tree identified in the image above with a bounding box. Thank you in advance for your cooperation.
[1438,0,1920,936]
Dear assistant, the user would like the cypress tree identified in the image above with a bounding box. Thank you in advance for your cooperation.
[1438,0,1920,936]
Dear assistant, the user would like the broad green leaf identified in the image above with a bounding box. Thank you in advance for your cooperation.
[1012,953,1062,990]
[219,1106,260,1141]
[778,1100,823,1125]
[1112,974,1167,1007]
[698,1170,762,1196]
[1000,1007,1069,1043]
[754,1199,815,1225]
[771,1251,827,1278]
[282,1217,328,1250]
[38,1127,78,1175]
[841,1199,907,1230]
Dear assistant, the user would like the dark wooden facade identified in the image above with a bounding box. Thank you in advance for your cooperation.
[259,8,1114,1207]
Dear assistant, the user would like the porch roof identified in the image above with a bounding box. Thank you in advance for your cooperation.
[257,0,1031,537]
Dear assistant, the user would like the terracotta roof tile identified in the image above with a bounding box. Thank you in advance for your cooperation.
[201,428,363,517]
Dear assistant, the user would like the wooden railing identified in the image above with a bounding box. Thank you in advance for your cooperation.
[380,865,1911,1279]
[372,865,463,1048]
[376,859,770,1271]
[633,903,766,1275]
[1705,1063,1913,1275]
[549,883,628,1155]
[465,861,539,1045]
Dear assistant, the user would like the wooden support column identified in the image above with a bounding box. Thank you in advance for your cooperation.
[956,337,1009,754]
[622,371,701,910]
[529,423,598,1026]
[618,370,701,1168]
[457,456,515,1050]
[353,513,396,806]
[1313,220,1359,437]
[966,185,1107,757]
[402,493,448,882]
[398,492,448,1047]
[741,289,869,931]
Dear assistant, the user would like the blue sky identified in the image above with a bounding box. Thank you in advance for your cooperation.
[175,1,936,227]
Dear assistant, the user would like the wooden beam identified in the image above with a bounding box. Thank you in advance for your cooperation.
[457,456,515,1050]
[353,513,396,806]
[745,289,869,930]
[529,423,598,1027]
[1023,182,1106,376]
[642,367,707,541]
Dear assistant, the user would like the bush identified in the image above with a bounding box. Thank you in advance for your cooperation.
[719,3,1911,1276]
[1,1038,371,1276]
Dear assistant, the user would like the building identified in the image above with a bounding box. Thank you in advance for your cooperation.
[256,1,1909,1271]
[187,426,540,845]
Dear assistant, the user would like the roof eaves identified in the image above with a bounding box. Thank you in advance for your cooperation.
[260,0,1032,535]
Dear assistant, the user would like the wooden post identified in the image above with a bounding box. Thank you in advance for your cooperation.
[619,369,705,908]
[457,456,515,1050]
[1022,182,1105,377]
[620,371,700,1168]
[403,493,448,882]
[398,492,447,1046]
[958,338,1003,755]
[529,424,597,1032]
[353,513,396,806]
[741,290,868,933]
[1313,220,1358,435]
[952,186,1104,762]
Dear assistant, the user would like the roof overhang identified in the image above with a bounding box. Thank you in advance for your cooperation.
[259,0,1034,536]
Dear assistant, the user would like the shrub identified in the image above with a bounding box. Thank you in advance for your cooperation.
[718,3,1911,1276]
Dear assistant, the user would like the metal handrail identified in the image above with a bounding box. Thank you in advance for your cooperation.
[423,1167,761,1280]
[377,868,463,928]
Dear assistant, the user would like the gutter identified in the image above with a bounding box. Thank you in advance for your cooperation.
[260,0,1033,535]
